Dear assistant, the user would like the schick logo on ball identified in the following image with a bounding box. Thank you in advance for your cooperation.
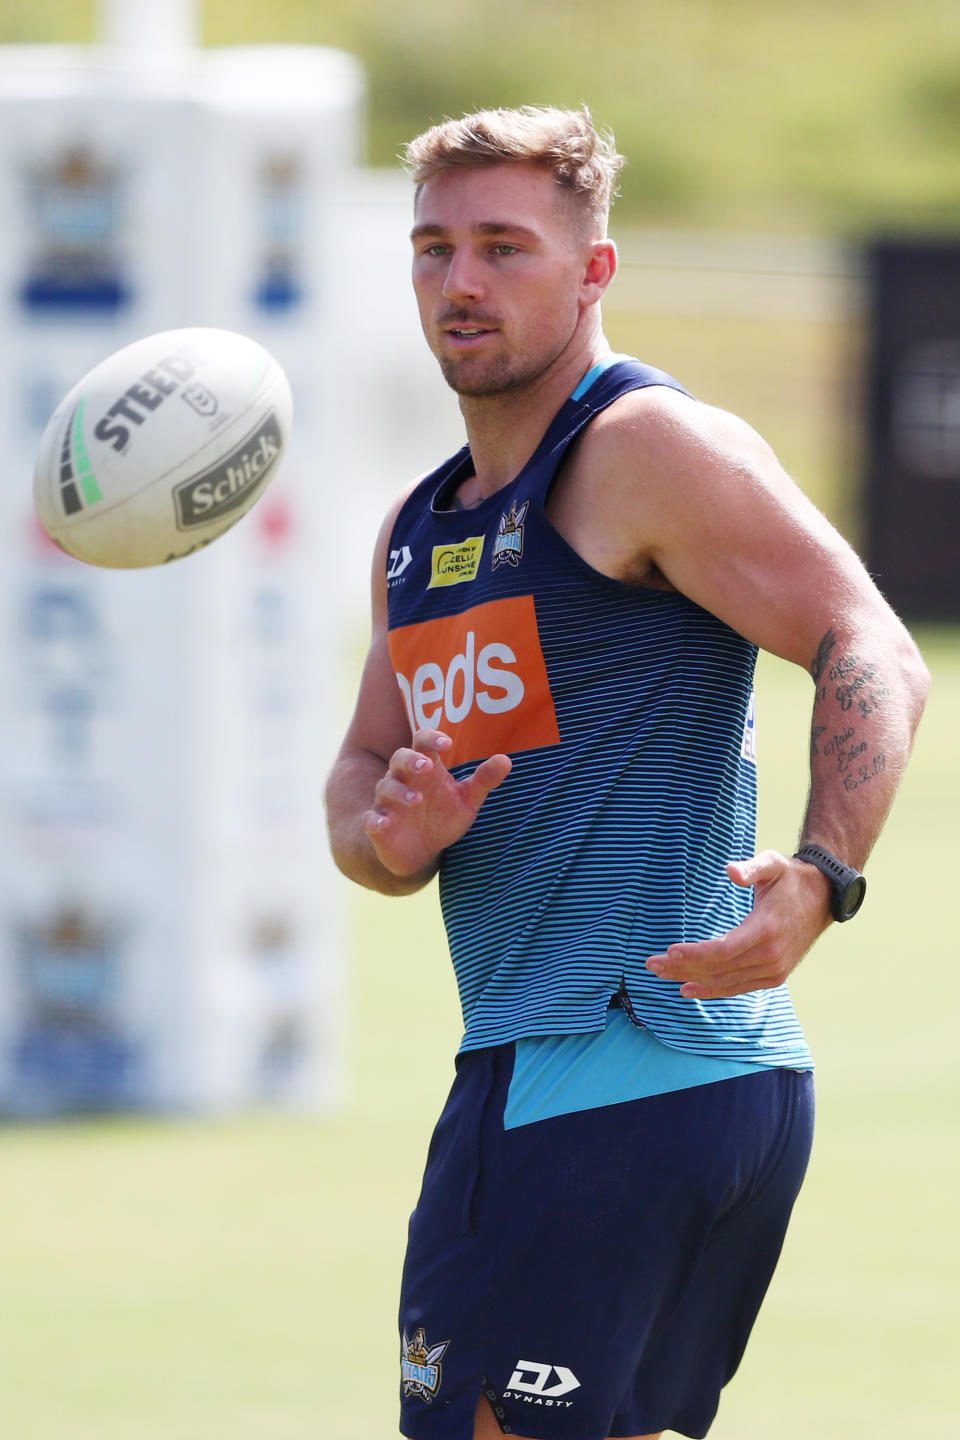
[173,412,282,528]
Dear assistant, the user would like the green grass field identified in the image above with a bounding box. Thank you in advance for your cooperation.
[1,630,956,1440]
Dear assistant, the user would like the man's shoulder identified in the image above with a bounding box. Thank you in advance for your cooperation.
[548,382,792,585]
[385,473,427,528]
[583,385,775,482]
[588,382,744,437]
[373,473,432,563]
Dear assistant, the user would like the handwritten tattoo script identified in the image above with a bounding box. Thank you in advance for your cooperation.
[842,753,887,791]
[809,629,889,792]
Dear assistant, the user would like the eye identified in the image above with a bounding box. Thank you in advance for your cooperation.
[491,243,519,256]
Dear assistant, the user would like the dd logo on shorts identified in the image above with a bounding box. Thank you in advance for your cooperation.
[505,1360,580,1398]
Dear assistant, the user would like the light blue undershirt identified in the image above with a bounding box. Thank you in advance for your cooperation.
[504,1007,784,1130]
[570,352,636,401]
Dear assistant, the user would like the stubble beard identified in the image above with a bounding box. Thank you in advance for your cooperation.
[438,353,531,398]
[435,333,571,399]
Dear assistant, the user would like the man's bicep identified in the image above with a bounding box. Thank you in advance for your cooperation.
[341,486,420,764]
[663,502,876,669]
[339,625,413,767]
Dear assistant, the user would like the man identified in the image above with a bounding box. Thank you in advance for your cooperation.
[325,106,928,1440]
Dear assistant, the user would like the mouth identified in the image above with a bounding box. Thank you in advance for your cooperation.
[443,325,498,347]
[440,310,500,341]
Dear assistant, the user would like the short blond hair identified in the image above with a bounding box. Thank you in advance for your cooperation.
[403,105,624,235]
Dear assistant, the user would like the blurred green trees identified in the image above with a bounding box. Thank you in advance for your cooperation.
[6,0,958,232]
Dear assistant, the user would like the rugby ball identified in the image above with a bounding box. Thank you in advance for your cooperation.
[33,327,293,568]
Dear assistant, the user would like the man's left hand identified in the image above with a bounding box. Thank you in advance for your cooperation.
[645,850,832,1000]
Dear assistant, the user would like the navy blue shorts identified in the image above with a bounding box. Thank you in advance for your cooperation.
[399,1044,814,1440]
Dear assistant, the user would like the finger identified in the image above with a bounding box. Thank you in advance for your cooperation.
[726,849,789,889]
[461,753,512,808]
[373,774,424,810]
[647,912,791,985]
[648,945,771,988]
[647,921,760,975]
[677,946,791,997]
[362,807,391,835]
[678,972,782,1000]
[411,729,454,759]
[386,748,437,784]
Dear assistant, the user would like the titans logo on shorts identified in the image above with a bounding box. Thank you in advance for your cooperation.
[402,1329,451,1403]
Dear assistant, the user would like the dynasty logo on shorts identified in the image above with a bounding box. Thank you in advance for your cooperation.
[504,1359,581,1410]
[388,595,561,766]
[401,1328,450,1403]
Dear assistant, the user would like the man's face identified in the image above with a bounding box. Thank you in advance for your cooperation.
[410,163,594,398]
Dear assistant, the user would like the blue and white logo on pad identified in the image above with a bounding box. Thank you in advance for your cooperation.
[401,1328,450,1403]
[492,500,529,570]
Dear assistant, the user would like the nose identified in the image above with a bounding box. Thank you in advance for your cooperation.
[441,246,484,303]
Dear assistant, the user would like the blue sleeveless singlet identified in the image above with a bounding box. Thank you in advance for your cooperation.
[386,355,812,1069]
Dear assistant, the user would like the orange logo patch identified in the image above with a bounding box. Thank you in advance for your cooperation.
[389,595,561,765]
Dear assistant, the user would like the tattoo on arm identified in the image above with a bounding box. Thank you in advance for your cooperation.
[841,752,887,791]
[824,650,889,719]
[810,629,838,682]
[809,628,889,792]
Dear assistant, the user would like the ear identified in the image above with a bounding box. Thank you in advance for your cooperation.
[581,239,617,306]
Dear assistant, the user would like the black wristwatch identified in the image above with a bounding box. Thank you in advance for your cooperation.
[794,844,867,923]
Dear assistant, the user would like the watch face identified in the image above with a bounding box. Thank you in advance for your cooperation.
[839,874,867,921]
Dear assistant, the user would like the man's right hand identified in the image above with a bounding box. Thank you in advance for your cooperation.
[362,729,512,879]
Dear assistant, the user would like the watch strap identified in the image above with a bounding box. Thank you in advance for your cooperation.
[793,844,866,922]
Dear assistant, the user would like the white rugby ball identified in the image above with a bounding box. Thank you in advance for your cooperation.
[34,327,293,568]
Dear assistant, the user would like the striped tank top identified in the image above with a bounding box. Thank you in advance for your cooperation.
[386,355,812,1069]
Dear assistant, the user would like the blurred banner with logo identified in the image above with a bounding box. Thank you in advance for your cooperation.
[864,239,960,619]
[0,22,364,1114]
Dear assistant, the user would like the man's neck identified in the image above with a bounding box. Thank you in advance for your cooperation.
[458,338,611,499]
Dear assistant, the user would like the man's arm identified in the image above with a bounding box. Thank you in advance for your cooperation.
[584,388,930,998]
[325,500,511,897]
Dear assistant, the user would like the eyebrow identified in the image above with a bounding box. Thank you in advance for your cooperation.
[410,220,542,242]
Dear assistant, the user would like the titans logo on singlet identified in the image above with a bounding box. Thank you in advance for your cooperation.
[386,355,811,1071]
